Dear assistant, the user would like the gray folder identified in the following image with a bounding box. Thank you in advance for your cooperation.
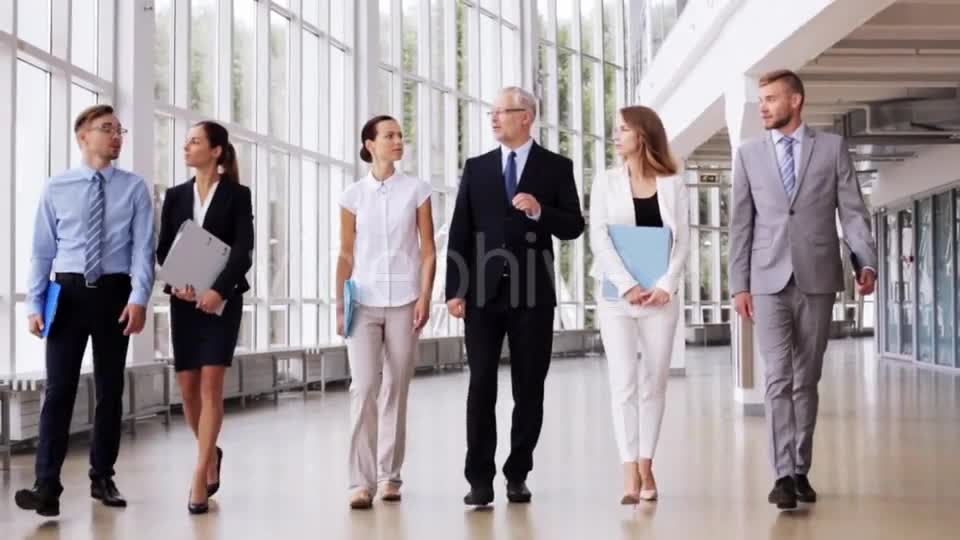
[157,219,231,316]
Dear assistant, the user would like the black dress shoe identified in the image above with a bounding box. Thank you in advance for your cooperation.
[207,447,223,497]
[463,485,495,506]
[794,474,817,503]
[768,476,798,510]
[506,481,532,503]
[14,485,60,517]
[91,478,127,508]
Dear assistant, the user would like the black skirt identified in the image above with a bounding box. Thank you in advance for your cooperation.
[170,293,243,372]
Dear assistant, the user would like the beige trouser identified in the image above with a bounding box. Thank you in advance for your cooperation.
[346,302,418,492]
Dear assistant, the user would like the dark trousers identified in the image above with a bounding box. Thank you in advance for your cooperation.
[35,275,132,493]
[463,280,554,487]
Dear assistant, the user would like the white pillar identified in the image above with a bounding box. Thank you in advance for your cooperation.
[0,3,17,377]
[725,75,765,416]
[115,0,156,365]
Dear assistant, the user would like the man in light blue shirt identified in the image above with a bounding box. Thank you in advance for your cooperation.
[15,105,155,517]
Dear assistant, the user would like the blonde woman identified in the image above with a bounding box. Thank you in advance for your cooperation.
[588,106,689,504]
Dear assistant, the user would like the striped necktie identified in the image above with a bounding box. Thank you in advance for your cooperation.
[83,172,106,284]
[779,136,797,198]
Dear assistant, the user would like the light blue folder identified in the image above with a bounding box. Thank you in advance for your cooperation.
[41,281,62,339]
[343,279,357,337]
[602,225,672,300]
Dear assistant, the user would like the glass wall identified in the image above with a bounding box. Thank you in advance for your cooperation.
[537,0,628,329]
[878,188,960,369]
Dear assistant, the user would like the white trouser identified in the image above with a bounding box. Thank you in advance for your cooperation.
[346,302,418,492]
[598,295,679,463]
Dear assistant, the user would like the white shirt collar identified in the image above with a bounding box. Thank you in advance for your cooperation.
[771,123,806,145]
[500,137,535,169]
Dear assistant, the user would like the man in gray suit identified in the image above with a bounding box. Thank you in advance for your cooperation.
[728,70,878,510]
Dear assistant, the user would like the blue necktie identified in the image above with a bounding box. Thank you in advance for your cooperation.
[504,151,518,201]
[83,172,106,284]
[779,136,796,198]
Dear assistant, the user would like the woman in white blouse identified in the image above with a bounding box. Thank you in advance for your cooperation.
[336,115,436,509]
[588,106,689,504]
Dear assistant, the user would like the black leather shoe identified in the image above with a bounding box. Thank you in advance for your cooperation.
[14,485,60,517]
[463,485,495,506]
[794,474,817,503]
[506,481,532,503]
[768,476,798,510]
[207,447,223,498]
[91,478,127,508]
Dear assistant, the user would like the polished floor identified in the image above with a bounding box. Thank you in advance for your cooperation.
[2,338,960,539]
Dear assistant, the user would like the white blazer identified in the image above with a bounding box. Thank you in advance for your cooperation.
[588,166,690,300]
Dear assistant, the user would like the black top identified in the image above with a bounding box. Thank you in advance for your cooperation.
[445,142,586,308]
[633,193,663,227]
[156,178,255,298]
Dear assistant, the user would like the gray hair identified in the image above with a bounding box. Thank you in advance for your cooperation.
[499,86,538,119]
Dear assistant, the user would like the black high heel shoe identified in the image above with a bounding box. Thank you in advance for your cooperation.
[188,490,209,515]
[207,447,223,497]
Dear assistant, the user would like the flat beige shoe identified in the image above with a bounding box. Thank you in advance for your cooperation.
[350,489,373,509]
[639,489,658,501]
[382,484,402,502]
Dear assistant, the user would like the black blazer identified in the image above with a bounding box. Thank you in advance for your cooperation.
[445,142,585,308]
[157,178,254,298]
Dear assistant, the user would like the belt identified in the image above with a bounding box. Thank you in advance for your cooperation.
[55,273,130,289]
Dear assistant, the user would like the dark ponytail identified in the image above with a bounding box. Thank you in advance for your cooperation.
[196,121,240,183]
[359,115,397,164]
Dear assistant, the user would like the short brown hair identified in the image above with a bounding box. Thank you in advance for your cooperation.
[619,106,679,177]
[74,104,115,134]
[759,69,805,107]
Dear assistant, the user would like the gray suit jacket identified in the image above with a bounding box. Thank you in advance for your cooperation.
[728,126,878,296]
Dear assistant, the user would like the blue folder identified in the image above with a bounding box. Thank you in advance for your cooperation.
[343,279,357,338]
[41,281,62,339]
[601,225,672,301]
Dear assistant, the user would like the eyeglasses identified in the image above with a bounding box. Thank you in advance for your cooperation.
[91,124,129,136]
[486,108,526,118]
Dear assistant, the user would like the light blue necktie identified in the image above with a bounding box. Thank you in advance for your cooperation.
[779,136,796,198]
[83,172,106,284]
[504,151,518,201]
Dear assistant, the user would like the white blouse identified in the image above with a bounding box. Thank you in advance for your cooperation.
[339,171,433,307]
[193,180,220,227]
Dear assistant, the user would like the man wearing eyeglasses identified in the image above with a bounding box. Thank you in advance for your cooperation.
[15,105,155,517]
[446,87,585,506]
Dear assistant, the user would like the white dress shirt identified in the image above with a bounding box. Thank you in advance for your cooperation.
[500,137,539,220]
[339,171,433,307]
[193,180,220,227]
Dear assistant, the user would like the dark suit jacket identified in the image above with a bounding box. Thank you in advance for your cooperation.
[445,142,585,308]
[156,178,254,298]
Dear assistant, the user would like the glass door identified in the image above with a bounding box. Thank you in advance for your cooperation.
[883,213,900,354]
[916,201,934,363]
[899,209,915,358]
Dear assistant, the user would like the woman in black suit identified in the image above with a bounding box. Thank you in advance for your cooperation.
[157,121,254,514]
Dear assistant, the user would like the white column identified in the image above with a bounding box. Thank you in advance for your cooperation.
[0,2,17,377]
[725,75,765,416]
[115,0,157,365]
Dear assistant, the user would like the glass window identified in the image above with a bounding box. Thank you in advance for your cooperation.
[458,98,470,169]
[699,232,714,301]
[582,58,599,136]
[190,0,218,115]
[403,80,419,175]
[558,51,573,127]
[154,0,173,103]
[302,161,319,299]
[302,31,320,152]
[402,0,419,74]
[153,115,174,236]
[378,68,393,115]
[431,90,446,181]
[502,28,520,89]
[456,1,469,93]
[18,0,50,52]
[380,0,392,63]
[234,0,257,128]
[270,306,289,346]
[330,45,347,161]
[16,61,51,295]
[581,0,600,56]
[603,0,623,64]
[480,15,500,103]
[917,199,934,363]
[330,0,348,43]
[270,11,290,140]
[431,0,446,83]
[302,303,318,346]
[70,85,97,168]
[933,192,954,366]
[71,0,98,73]
[538,0,555,43]
[270,152,290,298]
[557,0,574,50]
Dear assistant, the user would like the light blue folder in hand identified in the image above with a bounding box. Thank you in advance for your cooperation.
[602,225,672,300]
[343,279,357,338]
[41,281,62,339]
